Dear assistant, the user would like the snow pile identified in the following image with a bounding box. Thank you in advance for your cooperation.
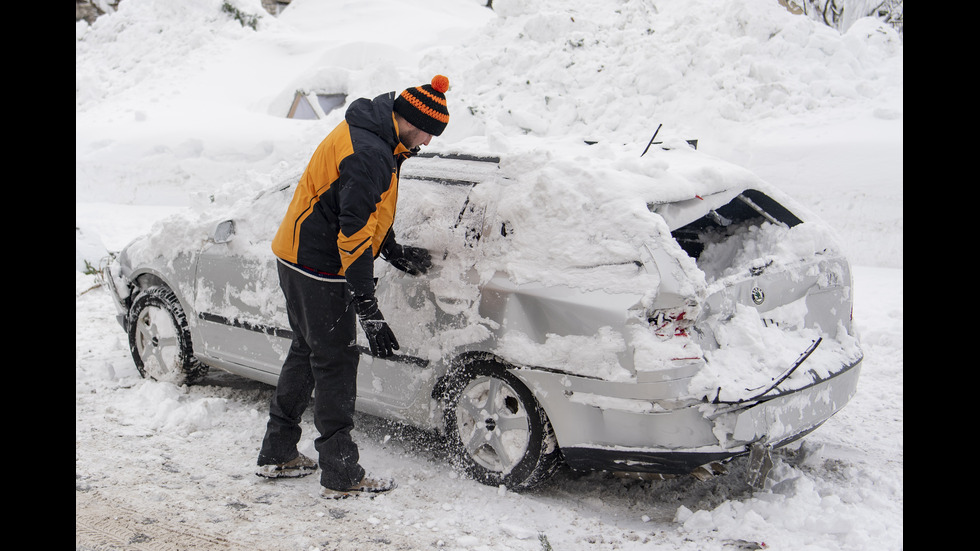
[429,0,901,145]
[464,139,698,289]
[690,301,863,402]
[698,220,830,283]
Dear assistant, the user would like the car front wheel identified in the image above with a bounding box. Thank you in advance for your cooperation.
[127,286,208,386]
[444,362,561,491]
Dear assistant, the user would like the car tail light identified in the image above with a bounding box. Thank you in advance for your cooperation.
[648,307,694,338]
[646,306,704,363]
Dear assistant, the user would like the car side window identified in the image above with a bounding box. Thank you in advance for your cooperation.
[454,194,487,247]
[398,153,503,249]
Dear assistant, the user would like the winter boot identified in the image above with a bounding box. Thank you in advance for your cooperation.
[255,453,318,478]
[320,475,397,499]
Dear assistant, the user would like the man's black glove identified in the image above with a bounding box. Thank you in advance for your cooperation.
[354,296,399,358]
[382,242,432,276]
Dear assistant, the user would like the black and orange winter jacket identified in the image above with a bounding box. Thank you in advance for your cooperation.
[271,92,413,300]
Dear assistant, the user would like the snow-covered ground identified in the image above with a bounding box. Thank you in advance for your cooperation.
[76,0,902,549]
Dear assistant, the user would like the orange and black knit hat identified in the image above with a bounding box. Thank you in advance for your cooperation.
[394,75,450,136]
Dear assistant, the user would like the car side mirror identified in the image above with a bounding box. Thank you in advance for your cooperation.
[213,220,236,244]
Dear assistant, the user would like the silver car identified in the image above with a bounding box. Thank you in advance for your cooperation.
[104,145,862,490]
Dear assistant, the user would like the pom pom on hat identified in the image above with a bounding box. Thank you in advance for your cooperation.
[431,75,449,94]
[393,75,450,136]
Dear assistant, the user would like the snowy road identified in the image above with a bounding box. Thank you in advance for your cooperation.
[75,265,902,551]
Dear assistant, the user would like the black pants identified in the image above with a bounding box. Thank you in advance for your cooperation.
[258,261,365,490]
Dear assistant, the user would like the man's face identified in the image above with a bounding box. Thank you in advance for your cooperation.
[399,123,434,151]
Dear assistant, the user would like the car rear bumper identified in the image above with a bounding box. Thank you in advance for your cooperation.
[513,356,862,475]
[560,422,823,475]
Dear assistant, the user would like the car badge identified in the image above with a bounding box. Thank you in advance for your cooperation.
[751,286,765,305]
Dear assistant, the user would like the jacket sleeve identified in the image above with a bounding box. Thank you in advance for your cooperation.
[336,151,391,300]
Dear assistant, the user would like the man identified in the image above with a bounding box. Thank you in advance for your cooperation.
[255,75,449,498]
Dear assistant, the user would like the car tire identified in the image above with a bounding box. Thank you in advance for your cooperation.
[127,286,208,386]
[444,361,561,491]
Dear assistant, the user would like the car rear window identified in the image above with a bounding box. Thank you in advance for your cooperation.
[668,189,803,263]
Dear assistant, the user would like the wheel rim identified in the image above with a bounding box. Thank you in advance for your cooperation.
[134,304,181,381]
[455,376,531,473]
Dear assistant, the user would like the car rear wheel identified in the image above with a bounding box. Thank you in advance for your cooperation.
[127,286,208,386]
[444,362,561,491]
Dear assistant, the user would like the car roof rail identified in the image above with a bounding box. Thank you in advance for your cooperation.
[415,151,501,164]
[404,151,502,187]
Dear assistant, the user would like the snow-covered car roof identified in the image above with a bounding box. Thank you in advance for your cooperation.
[123,136,826,304]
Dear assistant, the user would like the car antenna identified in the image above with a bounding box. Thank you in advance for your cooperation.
[640,123,663,157]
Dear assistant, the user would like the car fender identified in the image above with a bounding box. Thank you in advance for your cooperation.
[123,251,201,345]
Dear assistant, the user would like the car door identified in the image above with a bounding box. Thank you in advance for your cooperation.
[191,180,299,380]
[357,168,490,412]
[193,236,290,377]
